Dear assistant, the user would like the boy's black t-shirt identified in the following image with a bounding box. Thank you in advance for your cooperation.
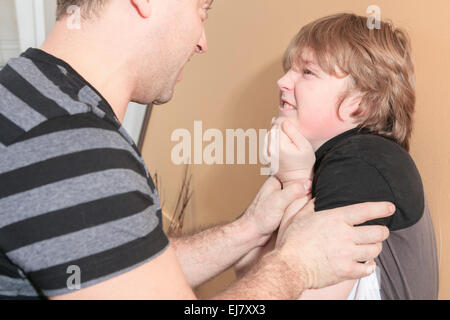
[312,128,438,299]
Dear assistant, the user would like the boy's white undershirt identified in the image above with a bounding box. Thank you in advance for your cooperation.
[347,267,382,300]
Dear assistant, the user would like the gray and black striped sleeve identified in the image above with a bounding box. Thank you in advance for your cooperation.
[0,113,169,297]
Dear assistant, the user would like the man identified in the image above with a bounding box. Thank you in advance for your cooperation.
[0,0,394,300]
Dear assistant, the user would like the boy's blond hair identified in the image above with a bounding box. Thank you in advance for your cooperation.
[283,13,415,150]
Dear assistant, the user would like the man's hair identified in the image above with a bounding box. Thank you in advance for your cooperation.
[56,0,108,20]
[283,13,415,150]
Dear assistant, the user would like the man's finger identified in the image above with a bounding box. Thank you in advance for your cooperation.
[353,243,383,262]
[293,197,315,218]
[272,182,309,209]
[352,225,389,244]
[279,128,294,150]
[348,260,378,279]
[281,119,309,149]
[330,202,396,226]
[259,176,282,197]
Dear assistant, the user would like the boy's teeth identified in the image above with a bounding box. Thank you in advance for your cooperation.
[282,102,296,110]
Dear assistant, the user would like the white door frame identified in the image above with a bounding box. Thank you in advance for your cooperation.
[14,0,47,51]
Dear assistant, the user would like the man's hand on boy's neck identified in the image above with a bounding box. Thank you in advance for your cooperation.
[266,118,316,185]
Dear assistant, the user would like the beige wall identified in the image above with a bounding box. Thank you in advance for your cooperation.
[141,0,450,299]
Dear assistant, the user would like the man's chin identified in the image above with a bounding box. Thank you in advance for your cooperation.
[152,91,175,106]
[152,95,173,106]
[152,100,168,106]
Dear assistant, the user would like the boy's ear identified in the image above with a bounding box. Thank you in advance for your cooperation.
[338,94,362,123]
[131,0,152,18]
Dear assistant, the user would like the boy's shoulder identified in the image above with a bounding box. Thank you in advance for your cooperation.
[319,132,418,177]
[314,130,425,231]
[326,132,410,164]
[318,131,423,194]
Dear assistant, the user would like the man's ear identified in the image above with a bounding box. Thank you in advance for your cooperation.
[131,0,152,18]
[338,93,362,123]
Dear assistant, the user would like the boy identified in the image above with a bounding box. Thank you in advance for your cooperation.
[271,13,438,299]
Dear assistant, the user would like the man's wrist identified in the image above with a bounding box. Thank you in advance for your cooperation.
[260,249,307,299]
[215,248,306,300]
[235,211,271,249]
[276,246,312,290]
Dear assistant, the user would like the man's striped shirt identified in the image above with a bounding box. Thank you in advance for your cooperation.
[0,48,169,299]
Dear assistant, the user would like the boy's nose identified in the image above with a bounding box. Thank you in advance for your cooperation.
[277,74,292,92]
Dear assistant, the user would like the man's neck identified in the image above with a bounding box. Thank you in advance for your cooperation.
[40,19,135,122]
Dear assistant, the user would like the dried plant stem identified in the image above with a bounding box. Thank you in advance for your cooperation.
[154,165,193,237]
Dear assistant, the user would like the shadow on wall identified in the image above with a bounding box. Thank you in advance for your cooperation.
[195,58,286,299]
[228,58,284,130]
[201,57,284,225]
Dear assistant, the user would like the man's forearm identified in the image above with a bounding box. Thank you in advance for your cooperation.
[213,250,306,300]
[170,215,263,288]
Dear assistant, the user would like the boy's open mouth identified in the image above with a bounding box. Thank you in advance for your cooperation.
[280,100,298,111]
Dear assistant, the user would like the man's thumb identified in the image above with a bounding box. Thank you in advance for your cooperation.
[295,198,316,217]
[275,180,311,209]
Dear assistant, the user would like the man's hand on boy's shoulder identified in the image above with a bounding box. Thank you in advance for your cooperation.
[275,200,395,290]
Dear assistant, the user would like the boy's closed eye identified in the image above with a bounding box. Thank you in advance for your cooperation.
[303,68,316,77]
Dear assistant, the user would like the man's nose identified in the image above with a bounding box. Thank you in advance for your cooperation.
[196,29,208,54]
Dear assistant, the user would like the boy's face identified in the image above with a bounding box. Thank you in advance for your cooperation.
[277,49,357,150]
